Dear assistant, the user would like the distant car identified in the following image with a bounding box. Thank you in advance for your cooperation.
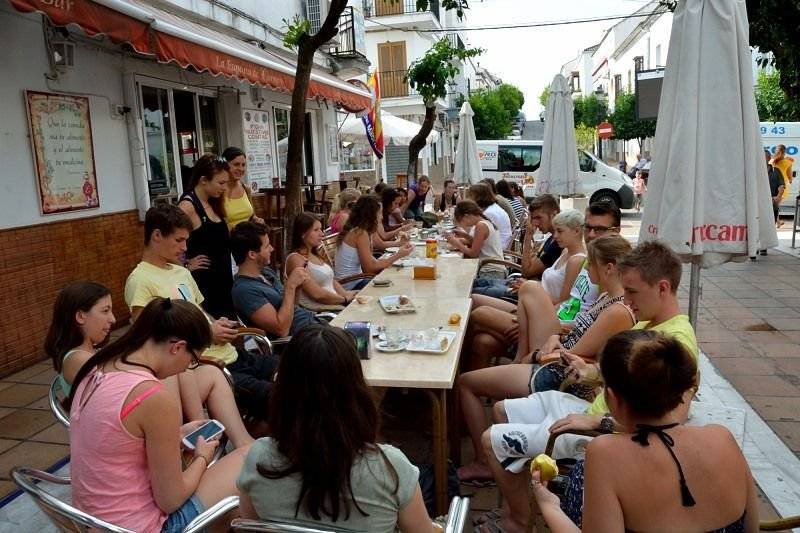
[511,127,521,136]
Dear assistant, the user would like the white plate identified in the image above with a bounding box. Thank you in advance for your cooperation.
[379,295,416,314]
[385,246,399,253]
[378,332,410,343]
[375,340,408,353]
[406,331,457,354]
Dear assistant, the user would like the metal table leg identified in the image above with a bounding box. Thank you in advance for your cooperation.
[425,389,449,516]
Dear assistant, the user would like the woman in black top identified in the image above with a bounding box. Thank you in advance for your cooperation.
[179,154,237,319]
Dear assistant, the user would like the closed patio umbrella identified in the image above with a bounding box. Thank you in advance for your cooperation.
[638,0,777,326]
[536,74,578,195]
[453,101,482,184]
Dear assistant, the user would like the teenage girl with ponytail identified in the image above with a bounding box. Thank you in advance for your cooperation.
[445,200,507,279]
[67,298,248,533]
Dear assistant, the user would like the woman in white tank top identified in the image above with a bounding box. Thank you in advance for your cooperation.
[445,200,507,279]
[537,209,587,304]
[334,196,414,290]
[286,213,360,310]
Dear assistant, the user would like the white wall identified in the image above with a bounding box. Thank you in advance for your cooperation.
[0,4,135,230]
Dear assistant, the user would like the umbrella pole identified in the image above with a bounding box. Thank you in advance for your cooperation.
[688,257,701,328]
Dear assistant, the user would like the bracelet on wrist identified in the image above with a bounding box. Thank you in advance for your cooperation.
[193,454,209,468]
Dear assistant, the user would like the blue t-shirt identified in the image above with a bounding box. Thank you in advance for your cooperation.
[231,267,319,337]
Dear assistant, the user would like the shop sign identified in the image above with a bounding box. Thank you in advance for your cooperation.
[242,108,274,191]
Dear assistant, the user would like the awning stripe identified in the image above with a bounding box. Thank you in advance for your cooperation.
[8,0,371,111]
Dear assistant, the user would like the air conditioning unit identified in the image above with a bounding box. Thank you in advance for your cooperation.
[303,0,340,44]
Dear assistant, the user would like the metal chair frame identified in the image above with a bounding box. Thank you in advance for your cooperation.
[231,496,470,532]
[48,378,69,428]
[10,467,239,533]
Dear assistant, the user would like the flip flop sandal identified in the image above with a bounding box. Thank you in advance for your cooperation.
[473,509,503,526]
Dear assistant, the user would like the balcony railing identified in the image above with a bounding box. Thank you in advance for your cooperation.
[379,69,418,98]
[363,0,440,21]
[329,6,366,60]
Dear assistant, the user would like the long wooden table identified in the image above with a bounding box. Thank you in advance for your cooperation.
[330,257,480,514]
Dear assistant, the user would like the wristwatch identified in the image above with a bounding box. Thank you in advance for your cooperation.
[599,414,615,434]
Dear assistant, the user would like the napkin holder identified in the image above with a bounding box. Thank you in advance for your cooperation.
[344,321,371,360]
[413,261,437,280]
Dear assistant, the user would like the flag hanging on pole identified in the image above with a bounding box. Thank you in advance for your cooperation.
[362,71,384,159]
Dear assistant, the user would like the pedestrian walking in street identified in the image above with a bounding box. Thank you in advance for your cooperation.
[771,144,795,228]
[761,150,786,255]
[633,171,647,212]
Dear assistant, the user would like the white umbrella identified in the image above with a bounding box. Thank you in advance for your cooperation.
[638,0,778,326]
[536,74,578,195]
[339,110,439,145]
[454,101,482,184]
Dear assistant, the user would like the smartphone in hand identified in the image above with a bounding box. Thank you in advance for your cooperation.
[182,420,225,450]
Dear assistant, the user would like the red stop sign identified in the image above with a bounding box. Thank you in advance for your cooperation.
[598,121,614,139]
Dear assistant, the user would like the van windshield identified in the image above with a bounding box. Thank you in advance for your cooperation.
[498,145,541,172]
[578,150,594,172]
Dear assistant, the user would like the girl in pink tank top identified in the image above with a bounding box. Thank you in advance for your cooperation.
[66,297,249,532]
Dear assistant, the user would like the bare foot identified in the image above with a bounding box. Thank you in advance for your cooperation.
[457,460,493,482]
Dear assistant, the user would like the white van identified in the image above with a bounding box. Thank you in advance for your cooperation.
[762,122,800,214]
[475,140,635,210]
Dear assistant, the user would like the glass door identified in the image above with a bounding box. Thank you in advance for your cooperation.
[173,89,200,193]
[141,86,177,200]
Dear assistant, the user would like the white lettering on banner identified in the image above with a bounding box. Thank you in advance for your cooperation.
[41,0,74,11]
[646,224,747,243]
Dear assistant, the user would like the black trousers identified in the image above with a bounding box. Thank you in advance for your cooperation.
[226,348,278,421]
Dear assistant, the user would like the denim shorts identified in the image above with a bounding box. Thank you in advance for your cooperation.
[162,494,204,533]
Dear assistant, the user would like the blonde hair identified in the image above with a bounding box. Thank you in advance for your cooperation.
[552,209,584,232]
[586,234,632,268]
[331,188,361,216]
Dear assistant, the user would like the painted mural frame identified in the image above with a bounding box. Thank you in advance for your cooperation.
[25,90,100,214]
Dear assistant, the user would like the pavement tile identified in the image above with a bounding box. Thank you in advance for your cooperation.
[0,384,49,408]
[25,396,50,411]
[707,307,757,319]
[0,409,58,440]
[753,343,800,358]
[748,396,800,422]
[724,289,771,299]
[773,358,800,375]
[735,331,792,344]
[699,341,758,358]
[750,307,800,319]
[0,439,19,455]
[767,421,800,452]
[774,331,800,346]
[737,298,792,308]
[0,441,68,480]
[0,382,13,393]
[720,318,775,331]
[29,423,69,445]
[3,364,50,383]
[776,297,800,307]
[725,375,800,397]
[0,407,15,420]
[20,367,57,386]
[711,357,777,376]
[0,480,16,501]
[766,317,800,331]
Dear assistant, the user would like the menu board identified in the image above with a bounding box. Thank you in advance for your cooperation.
[25,91,99,214]
[242,108,274,192]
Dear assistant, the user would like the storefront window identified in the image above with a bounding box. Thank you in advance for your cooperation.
[199,96,219,156]
[141,86,176,198]
[274,107,289,183]
[340,139,375,171]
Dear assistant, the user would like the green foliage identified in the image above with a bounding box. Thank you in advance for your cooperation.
[470,89,512,139]
[282,16,311,50]
[609,92,656,146]
[755,69,800,121]
[495,84,525,119]
[573,94,608,128]
[467,83,526,139]
[405,38,482,106]
[747,0,800,107]
[416,0,469,19]
[538,86,550,108]
[574,124,596,152]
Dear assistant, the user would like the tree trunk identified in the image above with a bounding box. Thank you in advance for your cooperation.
[407,104,436,182]
[284,0,347,240]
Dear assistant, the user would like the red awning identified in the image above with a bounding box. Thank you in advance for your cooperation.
[9,0,371,111]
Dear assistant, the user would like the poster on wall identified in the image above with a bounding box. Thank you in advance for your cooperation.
[326,123,340,164]
[242,108,274,192]
[25,90,99,214]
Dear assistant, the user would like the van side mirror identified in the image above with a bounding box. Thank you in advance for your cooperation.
[591,161,597,172]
